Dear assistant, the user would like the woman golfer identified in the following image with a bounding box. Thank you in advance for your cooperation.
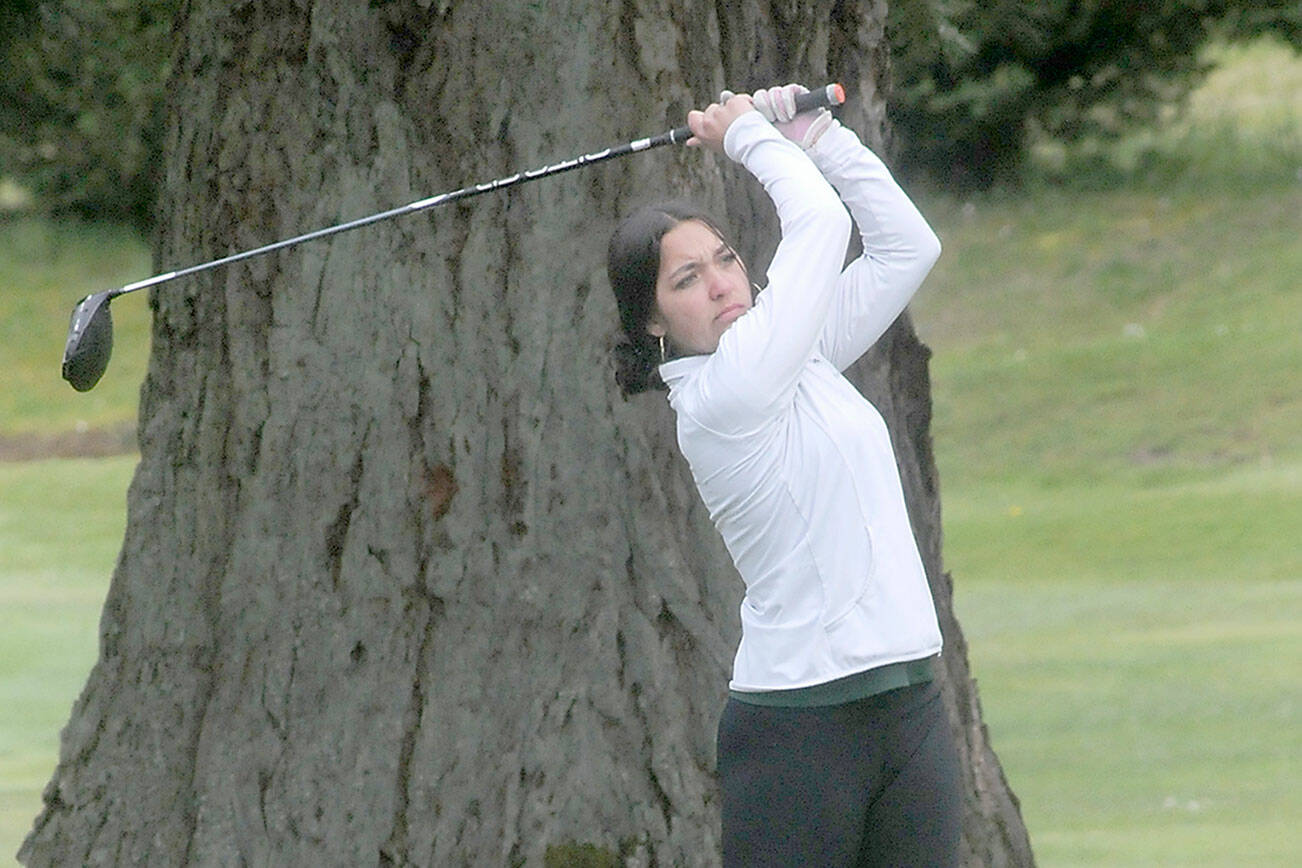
[607,86,960,866]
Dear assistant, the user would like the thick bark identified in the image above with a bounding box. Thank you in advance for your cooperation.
[22,1,1032,865]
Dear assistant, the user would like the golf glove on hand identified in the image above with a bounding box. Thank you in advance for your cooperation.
[750,84,835,150]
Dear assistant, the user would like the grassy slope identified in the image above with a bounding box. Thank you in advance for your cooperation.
[908,38,1302,866]
[1,36,1299,868]
[916,183,1300,491]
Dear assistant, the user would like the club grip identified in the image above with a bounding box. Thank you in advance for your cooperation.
[661,82,846,146]
[793,83,847,113]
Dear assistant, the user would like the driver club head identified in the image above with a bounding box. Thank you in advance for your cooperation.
[62,291,115,392]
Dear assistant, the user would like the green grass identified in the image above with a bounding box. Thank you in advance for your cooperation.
[0,217,152,438]
[0,456,135,862]
[958,569,1300,866]
[2,36,1301,867]
[912,182,1302,490]
[907,36,1302,866]
[945,465,1301,863]
[942,462,1302,588]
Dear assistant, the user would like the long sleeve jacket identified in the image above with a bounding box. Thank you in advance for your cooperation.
[659,111,944,691]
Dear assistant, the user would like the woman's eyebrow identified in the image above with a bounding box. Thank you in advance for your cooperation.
[667,259,701,281]
[667,244,731,282]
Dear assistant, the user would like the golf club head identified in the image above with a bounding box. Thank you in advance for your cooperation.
[62,292,115,392]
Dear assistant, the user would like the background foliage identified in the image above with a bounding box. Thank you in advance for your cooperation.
[0,0,176,228]
[883,0,1301,187]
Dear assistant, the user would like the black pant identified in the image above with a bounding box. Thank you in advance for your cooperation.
[717,680,961,867]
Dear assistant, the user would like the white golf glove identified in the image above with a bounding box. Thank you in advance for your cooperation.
[751,83,835,150]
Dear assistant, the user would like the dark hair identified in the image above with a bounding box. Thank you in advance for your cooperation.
[607,200,737,396]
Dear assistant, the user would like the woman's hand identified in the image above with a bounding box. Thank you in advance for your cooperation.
[752,84,834,150]
[686,93,755,152]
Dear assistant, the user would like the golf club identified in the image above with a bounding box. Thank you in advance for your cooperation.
[61,83,846,392]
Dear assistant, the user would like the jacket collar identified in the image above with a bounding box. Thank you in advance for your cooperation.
[659,354,708,387]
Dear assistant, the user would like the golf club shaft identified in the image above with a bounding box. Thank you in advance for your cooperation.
[108,84,845,299]
[111,134,674,299]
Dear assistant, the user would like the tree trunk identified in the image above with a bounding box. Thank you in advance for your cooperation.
[21,1,1033,865]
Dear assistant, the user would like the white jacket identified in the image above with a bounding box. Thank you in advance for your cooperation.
[659,111,944,692]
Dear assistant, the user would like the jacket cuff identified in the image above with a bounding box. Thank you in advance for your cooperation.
[723,110,779,161]
[805,120,873,175]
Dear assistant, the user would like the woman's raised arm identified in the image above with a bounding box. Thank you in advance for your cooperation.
[678,110,851,433]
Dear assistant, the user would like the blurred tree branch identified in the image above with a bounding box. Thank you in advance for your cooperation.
[886,0,1302,189]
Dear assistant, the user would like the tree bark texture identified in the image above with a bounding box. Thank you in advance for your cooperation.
[22,1,1033,865]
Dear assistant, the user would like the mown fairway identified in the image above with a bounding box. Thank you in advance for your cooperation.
[0,458,135,861]
[907,38,1301,865]
[2,38,1299,866]
[0,219,152,441]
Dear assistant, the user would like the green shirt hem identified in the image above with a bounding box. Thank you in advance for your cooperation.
[729,656,936,708]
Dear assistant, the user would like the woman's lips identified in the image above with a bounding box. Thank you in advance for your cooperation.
[716,303,747,323]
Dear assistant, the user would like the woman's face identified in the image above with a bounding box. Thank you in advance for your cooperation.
[646,220,752,356]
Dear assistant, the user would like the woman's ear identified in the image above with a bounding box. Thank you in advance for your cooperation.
[646,316,666,339]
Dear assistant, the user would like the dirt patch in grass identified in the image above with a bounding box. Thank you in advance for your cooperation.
[0,424,135,462]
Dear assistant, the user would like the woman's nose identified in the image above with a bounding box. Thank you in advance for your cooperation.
[706,267,730,298]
